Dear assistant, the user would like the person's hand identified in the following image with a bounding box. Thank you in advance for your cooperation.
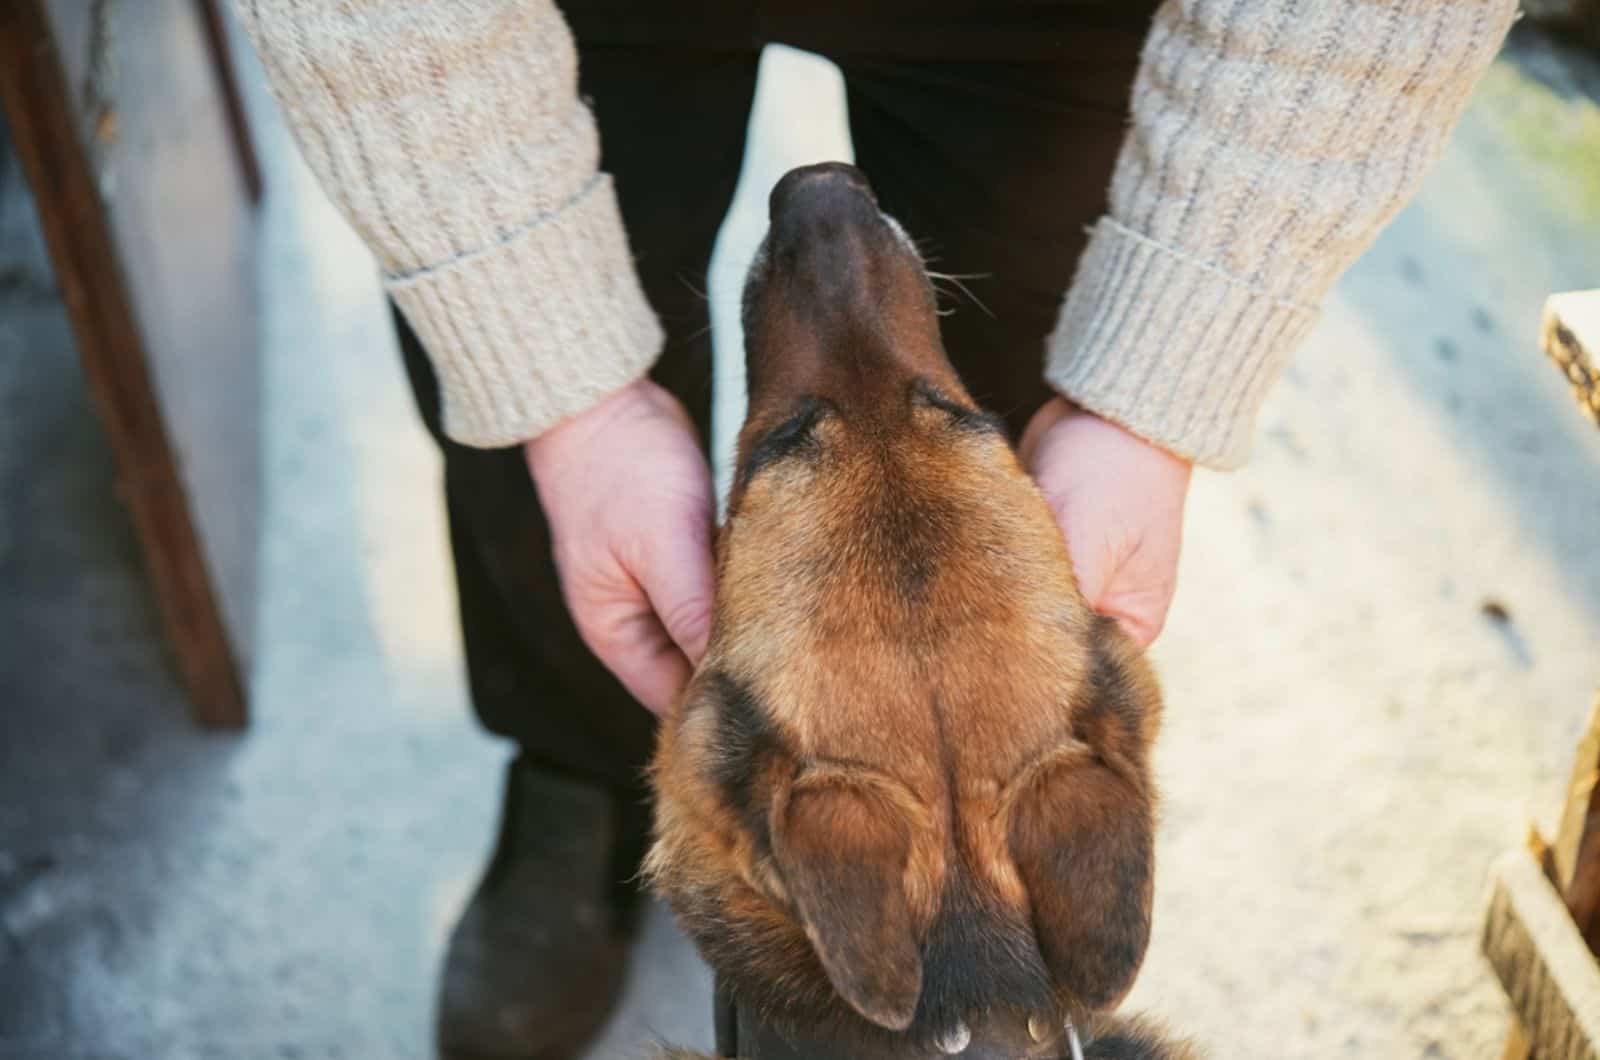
[524,379,714,715]
[1019,397,1191,648]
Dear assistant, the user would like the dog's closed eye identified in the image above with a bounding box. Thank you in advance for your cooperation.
[910,379,1008,437]
[737,398,828,486]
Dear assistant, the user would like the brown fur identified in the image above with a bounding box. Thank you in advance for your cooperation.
[646,165,1188,1058]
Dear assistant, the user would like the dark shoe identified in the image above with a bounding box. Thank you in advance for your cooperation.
[436,756,646,1059]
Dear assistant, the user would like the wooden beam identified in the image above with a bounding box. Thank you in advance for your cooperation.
[0,0,247,727]
[1556,698,1600,956]
[1498,700,1600,1058]
[1541,290,1600,428]
[1483,848,1600,1060]
[194,0,263,203]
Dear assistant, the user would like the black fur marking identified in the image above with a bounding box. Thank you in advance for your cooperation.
[737,398,826,487]
[877,490,946,602]
[708,672,783,856]
[663,878,842,1040]
[912,877,1055,1047]
[1036,792,1153,1011]
[1076,616,1146,750]
[911,379,1008,437]
[1083,1021,1186,1060]
[861,470,968,608]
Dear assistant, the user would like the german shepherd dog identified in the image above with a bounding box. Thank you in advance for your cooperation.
[647,163,1196,1060]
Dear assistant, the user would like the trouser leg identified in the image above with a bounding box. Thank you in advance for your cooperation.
[835,6,1157,434]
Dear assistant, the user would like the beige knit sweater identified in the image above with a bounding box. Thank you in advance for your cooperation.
[236,0,1516,466]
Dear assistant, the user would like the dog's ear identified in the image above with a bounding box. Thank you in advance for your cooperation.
[771,781,923,1031]
[1008,751,1154,1011]
[1010,621,1160,1011]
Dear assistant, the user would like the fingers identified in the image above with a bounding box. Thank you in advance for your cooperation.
[1017,394,1072,467]
[525,378,717,716]
[587,603,693,716]
[565,495,713,716]
[1093,581,1173,650]
[1053,491,1179,649]
[640,500,715,667]
[1023,399,1191,650]
[549,530,703,715]
[591,508,713,716]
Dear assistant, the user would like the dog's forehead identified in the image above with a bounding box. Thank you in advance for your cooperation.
[711,520,1097,779]
[720,616,1096,778]
[706,384,1111,793]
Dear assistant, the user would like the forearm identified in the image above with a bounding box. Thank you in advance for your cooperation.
[234,0,661,446]
[1047,0,1517,468]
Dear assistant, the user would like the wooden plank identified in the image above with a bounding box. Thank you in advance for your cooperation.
[1541,290,1600,428]
[1501,703,1600,1058]
[1483,848,1600,1060]
[0,0,249,727]
[54,0,266,689]
[1556,698,1600,955]
[194,0,263,203]
[1553,700,1600,891]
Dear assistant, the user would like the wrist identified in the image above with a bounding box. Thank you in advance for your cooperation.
[524,377,667,478]
[1021,397,1193,476]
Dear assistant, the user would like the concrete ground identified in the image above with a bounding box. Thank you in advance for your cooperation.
[3,23,1599,1060]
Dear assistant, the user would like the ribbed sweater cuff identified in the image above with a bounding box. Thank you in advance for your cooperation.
[385,174,664,448]
[1045,218,1320,470]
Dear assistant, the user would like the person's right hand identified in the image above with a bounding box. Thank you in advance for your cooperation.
[524,379,715,716]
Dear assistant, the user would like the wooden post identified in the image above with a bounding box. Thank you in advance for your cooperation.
[1483,849,1600,1060]
[1555,699,1600,955]
[0,0,252,727]
[1541,290,1600,428]
[1495,699,1600,1057]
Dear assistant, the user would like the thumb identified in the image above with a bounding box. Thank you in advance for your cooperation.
[640,511,715,666]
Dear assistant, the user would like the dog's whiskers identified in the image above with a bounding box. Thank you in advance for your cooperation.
[677,273,711,303]
[926,269,996,319]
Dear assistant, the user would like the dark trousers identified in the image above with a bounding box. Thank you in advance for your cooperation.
[394,2,1160,806]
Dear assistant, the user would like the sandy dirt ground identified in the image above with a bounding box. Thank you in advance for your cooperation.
[2,20,1598,1060]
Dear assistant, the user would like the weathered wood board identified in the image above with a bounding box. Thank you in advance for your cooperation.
[1555,699,1600,954]
[1495,698,1600,1059]
[1542,290,1600,428]
[0,0,261,726]
[1484,848,1600,1060]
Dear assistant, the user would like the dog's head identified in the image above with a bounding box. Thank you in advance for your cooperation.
[648,163,1164,1058]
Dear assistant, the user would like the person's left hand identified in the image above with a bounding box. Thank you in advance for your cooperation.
[1019,397,1191,648]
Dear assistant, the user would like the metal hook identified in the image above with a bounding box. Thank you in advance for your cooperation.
[1065,1020,1085,1060]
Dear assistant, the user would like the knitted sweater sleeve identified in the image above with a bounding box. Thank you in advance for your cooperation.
[1045,0,1517,468]
[233,0,663,447]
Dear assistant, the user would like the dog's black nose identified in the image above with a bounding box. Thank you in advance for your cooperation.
[768,162,876,221]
